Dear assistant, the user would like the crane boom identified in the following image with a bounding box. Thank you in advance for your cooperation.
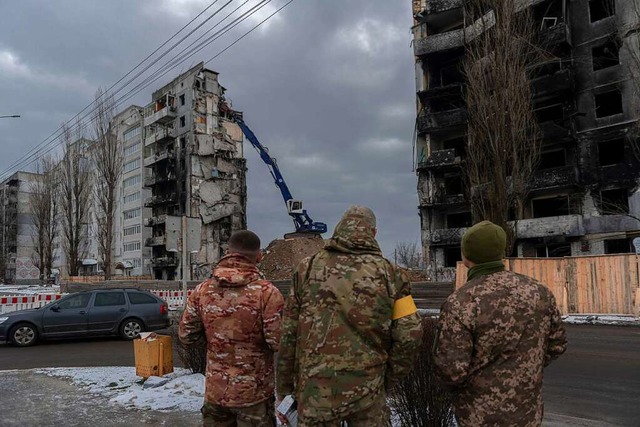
[228,110,327,235]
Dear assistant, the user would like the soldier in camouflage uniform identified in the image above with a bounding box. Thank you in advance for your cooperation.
[179,230,284,427]
[434,221,567,427]
[277,205,423,427]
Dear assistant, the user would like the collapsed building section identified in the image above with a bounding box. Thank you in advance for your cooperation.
[412,0,640,278]
[143,63,246,280]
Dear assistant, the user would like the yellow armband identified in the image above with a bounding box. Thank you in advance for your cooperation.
[392,295,417,320]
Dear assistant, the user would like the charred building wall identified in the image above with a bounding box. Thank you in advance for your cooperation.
[411,0,640,278]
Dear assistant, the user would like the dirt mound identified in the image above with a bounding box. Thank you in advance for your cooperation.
[260,236,326,280]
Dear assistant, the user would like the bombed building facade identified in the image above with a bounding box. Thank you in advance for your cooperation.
[143,63,246,280]
[412,0,640,278]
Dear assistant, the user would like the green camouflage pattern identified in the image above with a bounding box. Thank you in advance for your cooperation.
[434,270,567,427]
[277,205,423,422]
[179,253,284,408]
[297,390,391,427]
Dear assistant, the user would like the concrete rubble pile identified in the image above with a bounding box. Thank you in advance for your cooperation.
[259,237,325,281]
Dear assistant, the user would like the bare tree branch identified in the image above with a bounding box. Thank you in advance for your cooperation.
[29,156,58,280]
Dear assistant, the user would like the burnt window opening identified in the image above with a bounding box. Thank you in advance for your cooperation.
[532,196,569,218]
[589,0,615,23]
[443,137,466,158]
[179,116,186,127]
[429,56,464,88]
[536,243,572,258]
[429,95,465,112]
[599,188,629,215]
[179,94,186,106]
[538,149,567,169]
[444,246,462,267]
[444,175,463,195]
[441,63,464,86]
[535,104,563,123]
[446,212,473,228]
[592,40,620,71]
[598,139,625,166]
[604,238,632,254]
[595,91,623,118]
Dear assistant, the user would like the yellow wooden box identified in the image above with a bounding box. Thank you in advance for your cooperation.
[133,335,174,378]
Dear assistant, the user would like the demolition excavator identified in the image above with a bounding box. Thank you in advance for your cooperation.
[220,102,327,238]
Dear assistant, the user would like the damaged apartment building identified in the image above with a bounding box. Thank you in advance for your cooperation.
[143,62,246,280]
[412,0,640,277]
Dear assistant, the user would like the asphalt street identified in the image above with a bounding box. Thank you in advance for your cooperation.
[0,324,638,426]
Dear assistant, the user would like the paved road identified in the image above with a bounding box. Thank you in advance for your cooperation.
[1,325,638,426]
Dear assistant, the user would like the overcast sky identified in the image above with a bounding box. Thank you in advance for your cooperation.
[0,0,420,257]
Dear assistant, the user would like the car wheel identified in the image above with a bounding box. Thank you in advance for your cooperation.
[120,318,144,340]
[11,323,38,347]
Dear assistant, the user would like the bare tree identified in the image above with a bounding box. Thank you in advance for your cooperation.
[60,122,92,277]
[462,0,542,253]
[92,88,122,279]
[29,156,59,280]
[395,241,425,269]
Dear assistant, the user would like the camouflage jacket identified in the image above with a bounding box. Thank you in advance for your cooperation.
[434,270,567,427]
[276,211,423,421]
[179,253,284,408]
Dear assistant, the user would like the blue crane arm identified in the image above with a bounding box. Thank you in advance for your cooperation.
[230,113,327,234]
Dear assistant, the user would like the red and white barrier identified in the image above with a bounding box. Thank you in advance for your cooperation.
[0,290,194,314]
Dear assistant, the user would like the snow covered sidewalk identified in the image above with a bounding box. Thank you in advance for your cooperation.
[0,367,203,427]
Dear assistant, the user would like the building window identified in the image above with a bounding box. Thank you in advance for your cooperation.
[595,91,623,118]
[442,137,466,158]
[180,116,186,127]
[444,175,463,195]
[124,126,141,142]
[444,246,462,267]
[599,189,629,215]
[123,174,141,189]
[446,212,473,228]
[123,158,141,173]
[599,139,625,166]
[592,39,620,71]
[123,241,141,252]
[123,191,140,205]
[589,0,614,23]
[179,94,185,106]
[604,238,632,254]
[532,196,569,218]
[536,243,571,258]
[538,149,566,169]
[123,224,141,236]
[535,103,563,123]
[123,208,141,220]
[124,141,141,157]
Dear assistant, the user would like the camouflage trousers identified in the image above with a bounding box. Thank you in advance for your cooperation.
[201,398,275,427]
[297,393,391,427]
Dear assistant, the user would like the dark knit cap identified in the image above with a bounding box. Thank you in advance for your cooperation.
[462,221,507,264]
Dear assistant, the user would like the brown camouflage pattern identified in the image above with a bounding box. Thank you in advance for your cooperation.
[434,270,567,427]
[179,253,284,408]
[277,205,423,422]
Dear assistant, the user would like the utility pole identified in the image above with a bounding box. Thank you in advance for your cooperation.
[182,215,188,308]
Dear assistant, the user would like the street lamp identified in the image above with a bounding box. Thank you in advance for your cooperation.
[0,115,20,119]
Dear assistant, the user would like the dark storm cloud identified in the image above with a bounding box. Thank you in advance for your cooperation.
[0,0,420,256]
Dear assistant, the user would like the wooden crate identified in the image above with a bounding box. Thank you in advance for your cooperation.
[133,335,174,378]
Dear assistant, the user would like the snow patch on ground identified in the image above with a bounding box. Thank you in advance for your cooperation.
[562,314,640,326]
[36,367,204,412]
[0,284,60,295]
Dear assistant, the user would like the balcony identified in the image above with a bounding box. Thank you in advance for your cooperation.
[600,164,639,185]
[516,215,584,239]
[531,68,573,99]
[414,27,464,56]
[422,193,466,208]
[539,23,571,50]
[530,166,578,191]
[144,193,178,207]
[418,83,463,104]
[415,0,462,16]
[144,215,167,227]
[418,148,461,171]
[539,121,571,141]
[144,95,177,127]
[144,127,174,147]
[144,172,175,187]
[429,227,467,246]
[144,149,176,167]
[153,256,178,268]
[417,108,467,133]
[145,236,166,247]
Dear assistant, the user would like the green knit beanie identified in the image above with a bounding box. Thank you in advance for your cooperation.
[462,221,507,264]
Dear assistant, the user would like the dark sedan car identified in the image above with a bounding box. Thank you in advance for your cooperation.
[0,289,170,346]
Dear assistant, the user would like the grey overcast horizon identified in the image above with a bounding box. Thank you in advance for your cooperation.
[0,0,420,258]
